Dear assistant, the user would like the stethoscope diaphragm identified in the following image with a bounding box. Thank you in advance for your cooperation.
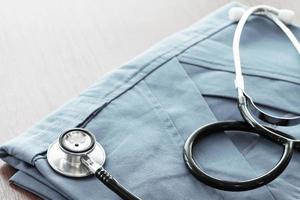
[47,128,106,177]
[47,128,141,200]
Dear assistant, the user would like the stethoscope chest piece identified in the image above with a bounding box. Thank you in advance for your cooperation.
[47,128,106,178]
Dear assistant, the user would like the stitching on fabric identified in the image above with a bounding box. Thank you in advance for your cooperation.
[100,22,234,101]
[179,55,300,86]
[138,80,184,146]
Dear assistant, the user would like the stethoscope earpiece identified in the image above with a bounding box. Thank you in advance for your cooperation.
[278,9,295,25]
[228,7,246,22]
[228,6,295,25]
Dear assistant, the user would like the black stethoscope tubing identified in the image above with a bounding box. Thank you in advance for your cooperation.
[183,121,294,191]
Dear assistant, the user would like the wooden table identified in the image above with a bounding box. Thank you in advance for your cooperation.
[0,0,298,199]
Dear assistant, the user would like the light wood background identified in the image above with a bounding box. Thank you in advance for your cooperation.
[0,0,299,199]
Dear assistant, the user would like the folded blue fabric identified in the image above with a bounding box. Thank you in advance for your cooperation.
[1,2,300,199]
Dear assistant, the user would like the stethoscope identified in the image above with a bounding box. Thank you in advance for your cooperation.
[47,5,300,200]
[184,5,300,191]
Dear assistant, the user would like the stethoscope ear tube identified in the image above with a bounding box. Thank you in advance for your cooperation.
[183,121,294,191]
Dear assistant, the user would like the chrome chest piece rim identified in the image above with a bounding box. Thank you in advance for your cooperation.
[47,128,106,178]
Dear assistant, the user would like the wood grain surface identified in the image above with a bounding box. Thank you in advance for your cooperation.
[0,0,299,199]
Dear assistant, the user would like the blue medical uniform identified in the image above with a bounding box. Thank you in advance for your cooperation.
[1,2,300,199]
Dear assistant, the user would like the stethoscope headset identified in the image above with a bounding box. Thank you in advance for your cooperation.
[47,5,300,200]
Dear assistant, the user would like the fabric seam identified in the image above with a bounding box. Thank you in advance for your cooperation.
[100,21,234,102]
[179,55,300,86]
[139,80,184,146]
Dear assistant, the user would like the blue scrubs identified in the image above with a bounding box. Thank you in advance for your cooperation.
[1,2,300,199]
